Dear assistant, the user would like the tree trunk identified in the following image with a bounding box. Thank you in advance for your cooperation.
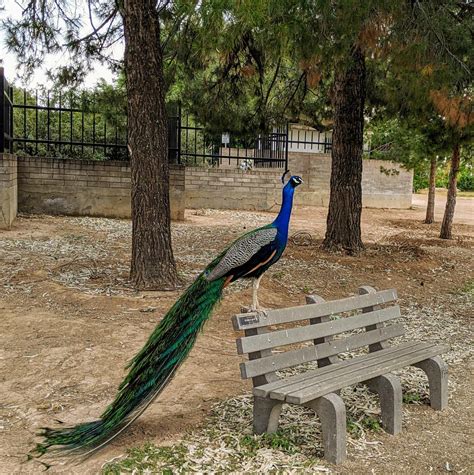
[121,0,178,289]
[323,46,366,254]
[439,143,460,240]
[424,157,437,224]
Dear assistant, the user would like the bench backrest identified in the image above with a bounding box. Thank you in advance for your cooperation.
[232,286,403,387]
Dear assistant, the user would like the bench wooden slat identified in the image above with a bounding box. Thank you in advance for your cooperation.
[232,288,398,331]
[237,305,401,355]
[284,344,449,404]
[253,341,420,398]
[269,342,435,400]
[240,323,405,379]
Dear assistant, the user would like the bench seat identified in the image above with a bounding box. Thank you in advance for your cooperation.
[254,341,449,403]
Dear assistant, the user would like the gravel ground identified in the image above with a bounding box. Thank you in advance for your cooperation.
[0,202,472,474]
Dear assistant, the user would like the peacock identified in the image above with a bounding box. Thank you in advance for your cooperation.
[33,172,303,459]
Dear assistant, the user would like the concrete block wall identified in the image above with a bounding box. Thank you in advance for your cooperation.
[361,159,413,208]
[289,152,331,206]
[185,167,282,211]
[3,152,412,223]
[289,152,412,208]
[17,157,185,220]
[0,153,18,229]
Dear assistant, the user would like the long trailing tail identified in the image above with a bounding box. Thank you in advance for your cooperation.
[33,265,226,459]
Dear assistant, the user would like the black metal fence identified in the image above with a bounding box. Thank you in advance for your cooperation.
[3,68,353,169]
[14,90,130,160]
[288,126,332,154]
[0,67,131,160]
[0,68,13,154]
[178,111,287,168]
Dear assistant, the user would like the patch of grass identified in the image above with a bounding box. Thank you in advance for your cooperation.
[103,435,298,474]
[263,431,300,454]
[347,415,382,438]
[450,279,474,297]
[403,392,422,404]
[240,430,300,456]
[102,443,188,475]
[347,419,359,437]
[239,434,260,455]
[361,416,382,432]
[103,429,305,473]
[459,280,474,296]
[272,271,285,280]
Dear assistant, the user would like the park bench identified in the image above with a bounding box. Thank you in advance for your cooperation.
[232,286,449,464]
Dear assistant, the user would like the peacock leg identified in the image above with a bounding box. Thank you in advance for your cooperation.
[251,275,265,312]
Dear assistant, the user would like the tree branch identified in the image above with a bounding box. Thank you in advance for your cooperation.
[415,0,471,76]
[65,6,118,47]
[284,71,306,112]
[264,56,281,106]
[157,0,172,15]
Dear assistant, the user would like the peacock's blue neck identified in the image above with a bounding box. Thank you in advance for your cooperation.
[272,183,295,238]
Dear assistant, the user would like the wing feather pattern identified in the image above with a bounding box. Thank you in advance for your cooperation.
[205,227,277,281]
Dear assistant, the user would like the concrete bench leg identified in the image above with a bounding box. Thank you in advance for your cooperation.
[366,374,402,435]
[413,356,448,410]
[307,393,347,464]
[253,396,282,434]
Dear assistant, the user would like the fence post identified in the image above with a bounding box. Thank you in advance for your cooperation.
[285,122,289,170]
[0,67,14,154]
[0,66,5,153]
[8,82,13,153]
[177,103,181,165]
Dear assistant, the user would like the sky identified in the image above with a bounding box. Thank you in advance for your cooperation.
[0,0,123,88]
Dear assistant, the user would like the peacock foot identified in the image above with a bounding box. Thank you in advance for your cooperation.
[250,307,269,317]
[240,306,268,316]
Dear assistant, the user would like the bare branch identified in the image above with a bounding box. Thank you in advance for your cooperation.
[162,12,186,52]
[284,71,306,112]
[264,56,282,106]
[53,0,81,28]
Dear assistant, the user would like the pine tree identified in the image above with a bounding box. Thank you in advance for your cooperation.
[369,1,473,237]
[425,157,437,224]
[323,45,366,252]
[3,0,182,288]
[431,91,473,239]
[366,117,448,224]
[173,1,472,247]
[319,0,472,249]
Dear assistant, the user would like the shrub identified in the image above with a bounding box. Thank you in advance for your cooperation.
[413,169,429,192]
[458,169,474,191]
[436,165,449,188]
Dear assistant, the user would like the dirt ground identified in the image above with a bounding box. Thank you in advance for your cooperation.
[1,194,473,474]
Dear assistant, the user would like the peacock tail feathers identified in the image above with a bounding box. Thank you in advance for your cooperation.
[33,262,226,459]
[31,174,302,462]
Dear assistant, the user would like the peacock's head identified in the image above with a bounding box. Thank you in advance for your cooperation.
[281,170,303,188]
[289,175,303,187]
